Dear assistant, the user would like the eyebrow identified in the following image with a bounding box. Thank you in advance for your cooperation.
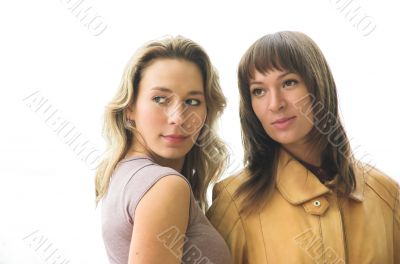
[249,71,294,85]
[151,86,204,96]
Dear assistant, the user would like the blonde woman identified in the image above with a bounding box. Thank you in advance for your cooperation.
[96,36,231,264]
[207,31,399,263]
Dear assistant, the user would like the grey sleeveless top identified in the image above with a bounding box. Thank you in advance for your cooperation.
[101,156,232,264]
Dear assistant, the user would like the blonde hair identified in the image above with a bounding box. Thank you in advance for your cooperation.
[95,36,228,211]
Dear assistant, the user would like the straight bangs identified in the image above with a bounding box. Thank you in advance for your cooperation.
[239,34,315,91]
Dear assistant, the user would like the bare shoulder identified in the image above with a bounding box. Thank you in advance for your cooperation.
[130,174,190,263]
[137,174,191,214]
[151,174,191,195]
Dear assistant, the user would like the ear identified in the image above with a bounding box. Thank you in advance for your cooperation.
[126,105,136,121]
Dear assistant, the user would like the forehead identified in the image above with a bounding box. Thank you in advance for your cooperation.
[140,59,204,89]
[250,68,291,82]
[137,59,205,98]
[143,59,200,78]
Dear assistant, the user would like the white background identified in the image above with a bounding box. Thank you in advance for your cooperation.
[1,0,399,263]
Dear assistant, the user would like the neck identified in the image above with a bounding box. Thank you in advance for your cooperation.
[125,147,185,173]
[156,156,185,173]
[282,143,321,167]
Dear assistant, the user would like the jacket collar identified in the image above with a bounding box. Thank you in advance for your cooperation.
[276,148,364,205]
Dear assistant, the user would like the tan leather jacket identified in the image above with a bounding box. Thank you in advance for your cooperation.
[207,149,400,263]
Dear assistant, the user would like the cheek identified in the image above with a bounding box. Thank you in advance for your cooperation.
[292,95,314,127]
[251,99,268,126]
[185,107,207,135]
[290,88,313,117]
[293,102,314,137]
[136,104,166,130]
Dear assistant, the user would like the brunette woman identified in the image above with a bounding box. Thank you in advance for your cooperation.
[207,31,399,264]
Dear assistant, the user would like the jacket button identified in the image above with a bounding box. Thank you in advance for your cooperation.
[313,200,321,207]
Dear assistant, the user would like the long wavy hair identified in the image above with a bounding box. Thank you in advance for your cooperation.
[236,31,356,214]
[95,36,228,211]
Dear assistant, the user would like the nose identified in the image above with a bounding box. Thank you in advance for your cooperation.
[167,102,187,126]
[268,90,286,112]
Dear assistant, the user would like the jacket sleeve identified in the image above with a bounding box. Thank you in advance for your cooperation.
[394,183,400,264]
[206,181,248,264]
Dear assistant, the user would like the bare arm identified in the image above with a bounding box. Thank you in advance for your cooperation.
[128,175,190,264]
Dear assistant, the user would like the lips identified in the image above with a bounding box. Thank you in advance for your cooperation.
[163,134,188,139]
[271,116,296,124]
[161,134,189,143]
[271,116,297,129]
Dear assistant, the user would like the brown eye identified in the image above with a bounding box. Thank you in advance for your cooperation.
[283,79,298,88]
[251,88,265,97]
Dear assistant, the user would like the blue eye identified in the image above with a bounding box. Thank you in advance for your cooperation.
[251,88,265,97]
[283,79,298,87]
[152,96,167,104]
[185,99,201,106]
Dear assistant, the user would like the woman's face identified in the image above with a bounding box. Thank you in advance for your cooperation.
[128,58,207,160]
[249,69,314,149]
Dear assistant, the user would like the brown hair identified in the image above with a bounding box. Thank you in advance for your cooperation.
[236,31,356,214]
[95,36,228,211]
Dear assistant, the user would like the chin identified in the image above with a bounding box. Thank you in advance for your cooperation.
[271,135,298,146]
[157,149,188,160]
